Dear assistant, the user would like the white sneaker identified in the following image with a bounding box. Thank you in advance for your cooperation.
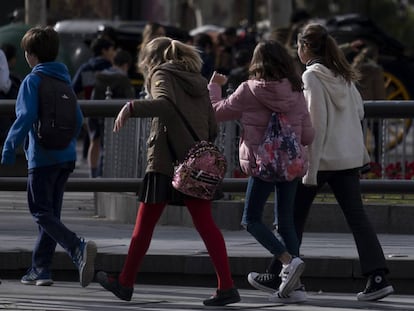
[269,284,307,304]
[278,257,305,296]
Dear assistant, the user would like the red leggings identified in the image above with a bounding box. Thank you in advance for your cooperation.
[118,198,234,290]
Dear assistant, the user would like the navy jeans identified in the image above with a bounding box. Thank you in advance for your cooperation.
[294,168,388,276]
[242,176,300,257]
[27,161,79,271]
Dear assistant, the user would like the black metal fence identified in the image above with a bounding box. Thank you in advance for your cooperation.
[1,99,414,194]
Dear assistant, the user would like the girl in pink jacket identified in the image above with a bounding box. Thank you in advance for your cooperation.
[208,40,314,300]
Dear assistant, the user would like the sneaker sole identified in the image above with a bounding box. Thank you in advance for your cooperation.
[80,241,97,287]
[36,279,54,286]
[279,261,305,297]
[21,279,53,286]
[247,273,277,293]
[357,285,394,301]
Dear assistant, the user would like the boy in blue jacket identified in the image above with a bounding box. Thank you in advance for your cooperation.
[1,26,97,287]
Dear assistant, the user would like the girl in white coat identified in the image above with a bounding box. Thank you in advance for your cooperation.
[295,23,393,302]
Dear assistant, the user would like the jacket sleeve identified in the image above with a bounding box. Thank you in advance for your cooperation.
[1,74,39,165]
[302,71,327,186]
[208,82,244,122]
[131,70,175,118]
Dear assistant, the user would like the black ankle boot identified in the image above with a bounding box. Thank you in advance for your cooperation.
[203,287,241,306]
[96,271,133,301]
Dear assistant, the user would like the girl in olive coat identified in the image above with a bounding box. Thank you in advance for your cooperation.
[96,37,240,307]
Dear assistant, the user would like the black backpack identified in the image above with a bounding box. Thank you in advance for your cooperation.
[34,72,77,150]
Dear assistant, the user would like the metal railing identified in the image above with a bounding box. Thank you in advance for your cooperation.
[1,99,414,193]
[0,176,413,194]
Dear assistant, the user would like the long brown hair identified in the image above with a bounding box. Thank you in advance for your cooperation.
[298,23,360,83]
[248,40,303,92]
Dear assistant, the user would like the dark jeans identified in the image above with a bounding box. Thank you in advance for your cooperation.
[267,168,388,276]
[27,161,79,271]
[242,176,299,257]
[295,168,388,276]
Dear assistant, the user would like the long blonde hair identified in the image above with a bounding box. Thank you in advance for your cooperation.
[138,37,202,75]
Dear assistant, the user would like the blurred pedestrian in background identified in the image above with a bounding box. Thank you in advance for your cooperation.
[226,48,251,90]
[90,49,135,177]
[92,49,134,101]
[193,32,215,80]
[215,27,239,75]
[72,37,115,178]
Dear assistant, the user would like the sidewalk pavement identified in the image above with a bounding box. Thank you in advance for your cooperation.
[0,191,413,298]
[1,280,414,311]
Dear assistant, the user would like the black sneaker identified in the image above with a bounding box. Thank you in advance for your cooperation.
[247,272,279,293]
[96,271,133,301]
[357,273,394,301]
[203,287,241,306]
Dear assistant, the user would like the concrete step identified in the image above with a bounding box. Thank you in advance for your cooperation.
[96,193,414,234]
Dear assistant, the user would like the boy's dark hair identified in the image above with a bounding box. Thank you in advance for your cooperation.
[90,37,115,57]
[21,26,59,63]
[113,49,132,67]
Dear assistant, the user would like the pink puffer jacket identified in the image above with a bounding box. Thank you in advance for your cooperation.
[208,79,315,177]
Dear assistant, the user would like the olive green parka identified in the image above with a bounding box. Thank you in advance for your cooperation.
[129,62,218,177]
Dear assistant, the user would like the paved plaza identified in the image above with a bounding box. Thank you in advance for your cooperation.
[1,280,413,311]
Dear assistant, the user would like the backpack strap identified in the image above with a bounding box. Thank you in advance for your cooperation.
[168,101,200,142]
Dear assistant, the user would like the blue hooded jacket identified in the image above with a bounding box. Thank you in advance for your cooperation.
[1,62,84,169]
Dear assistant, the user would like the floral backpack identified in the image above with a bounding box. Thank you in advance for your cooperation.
[255,112,305,182]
